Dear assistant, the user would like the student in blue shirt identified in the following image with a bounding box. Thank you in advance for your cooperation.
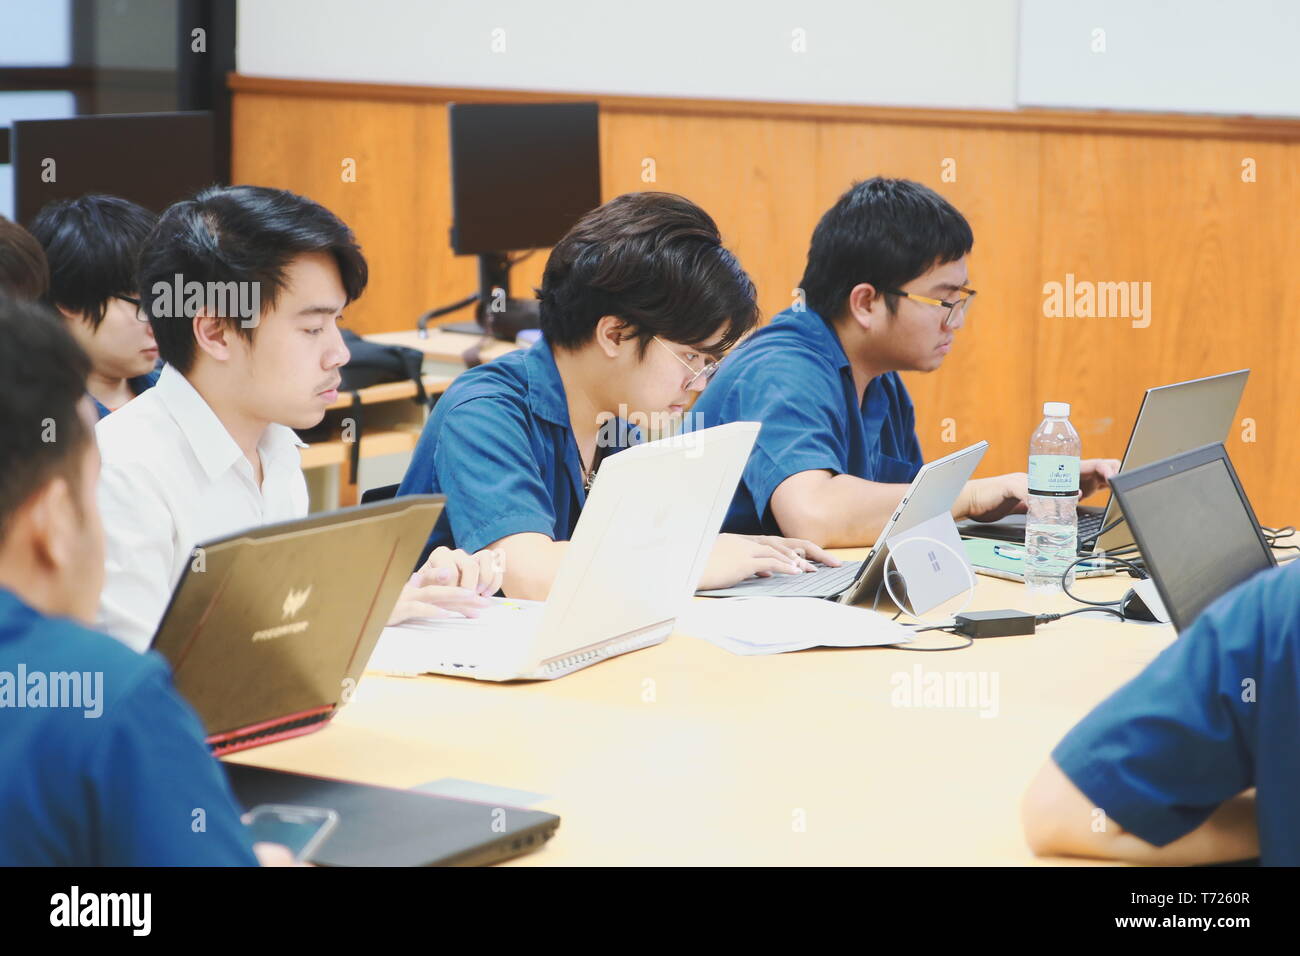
[1022,560,1300,865]
[399,192,838,600]
[30,195,163,418]
[0,295,283,866]
[693,177,1119,546]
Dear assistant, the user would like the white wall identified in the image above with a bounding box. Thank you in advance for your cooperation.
[237,0,1300,117]
[1019,0,1300,118]
[235,0,1021,109]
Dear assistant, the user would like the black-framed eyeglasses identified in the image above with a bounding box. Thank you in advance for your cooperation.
[653,336,721,389]
[114,294,149,321]
[884,286,977,330]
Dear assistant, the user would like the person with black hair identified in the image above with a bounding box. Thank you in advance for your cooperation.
[29,195,162,417]
[0,294,288,865]
[397,191,838,601]
[95,185,502,651]
[0,214,50,300]
[695,177,1119,547]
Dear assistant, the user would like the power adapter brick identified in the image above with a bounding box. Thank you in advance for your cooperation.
[952,609,1037,638]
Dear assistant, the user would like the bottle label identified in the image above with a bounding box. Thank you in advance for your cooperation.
[1029,454,1079,496]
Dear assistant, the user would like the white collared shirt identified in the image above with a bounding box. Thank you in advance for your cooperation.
[95,364,309,651]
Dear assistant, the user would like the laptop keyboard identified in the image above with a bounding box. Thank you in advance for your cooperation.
[747,560,864,595]
[1077,511,1105,540]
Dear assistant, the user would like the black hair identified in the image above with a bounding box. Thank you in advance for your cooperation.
[799,177,973,322]
[137,185,368,374]
[28,195,157,329]
[537,191,758,356]
[0,293,93,536]
[0,214,51,301]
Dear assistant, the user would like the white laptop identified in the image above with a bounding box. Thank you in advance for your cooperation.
[367,421,760,681]
[696,440,988,603]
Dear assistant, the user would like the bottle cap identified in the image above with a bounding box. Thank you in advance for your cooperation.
[1043,401,1070,417]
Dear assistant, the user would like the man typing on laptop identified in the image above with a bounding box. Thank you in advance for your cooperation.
[397,192,837,601]
[693,177,1119,548]
[95,186,500,652]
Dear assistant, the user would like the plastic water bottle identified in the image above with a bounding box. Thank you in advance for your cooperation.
[1025,402,1081,592]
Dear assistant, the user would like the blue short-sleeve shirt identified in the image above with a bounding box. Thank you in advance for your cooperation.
[692,307,924,535]
[1053,559,1300,865]
[0,589,258,866]
[91,364,161,419]
[397,336,637,561]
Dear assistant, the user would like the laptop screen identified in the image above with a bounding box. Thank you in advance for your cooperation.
[1114,451,1274,631]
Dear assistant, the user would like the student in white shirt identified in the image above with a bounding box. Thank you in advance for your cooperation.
[96,185,500,651]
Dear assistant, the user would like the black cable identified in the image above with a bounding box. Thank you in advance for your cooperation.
[1037,606,1126,624]
[1261,525,1300,553]
[1096,543,1143,561]
[416,292,480,334]
[1061,554,1146,608]
[1089,514,1127,541]
[415,249,537,336]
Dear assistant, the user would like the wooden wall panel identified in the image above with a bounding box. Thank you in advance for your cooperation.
[230,77,1300,525]
[1035,134,1299,524]
[231,93,549,332]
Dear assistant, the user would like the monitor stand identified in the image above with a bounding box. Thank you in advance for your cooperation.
[439,321,484,335]
[474,252,540,342]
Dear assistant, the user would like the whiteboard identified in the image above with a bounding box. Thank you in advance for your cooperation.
[236,0,1020,110]
[1018,0,1300,118]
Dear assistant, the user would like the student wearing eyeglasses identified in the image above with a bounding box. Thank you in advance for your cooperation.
[29,196,161,418]
[397,191,839,601]
[693,177,1119,547]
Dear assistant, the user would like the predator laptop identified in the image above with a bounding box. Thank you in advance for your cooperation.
[151,496,445,754]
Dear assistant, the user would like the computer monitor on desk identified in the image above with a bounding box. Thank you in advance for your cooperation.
[423,102,601,341]
[11,112,217,224]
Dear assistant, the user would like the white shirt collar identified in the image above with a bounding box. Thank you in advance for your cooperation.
[153,364,308,482]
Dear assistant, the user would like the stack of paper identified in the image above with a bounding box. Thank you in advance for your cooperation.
[679,597,912,656]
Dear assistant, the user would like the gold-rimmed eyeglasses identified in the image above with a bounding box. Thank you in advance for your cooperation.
[884,286,977,330]
[652,336,721,389]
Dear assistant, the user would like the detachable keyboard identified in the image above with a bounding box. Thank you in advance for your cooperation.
[740,559,864,596]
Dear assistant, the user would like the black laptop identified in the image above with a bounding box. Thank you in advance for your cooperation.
[151,496,444,754]
[1108,442,1276,633]
[225,763,560,866]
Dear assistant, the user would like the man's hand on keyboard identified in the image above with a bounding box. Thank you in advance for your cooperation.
[743,535,841,573]
[697,534,839,590]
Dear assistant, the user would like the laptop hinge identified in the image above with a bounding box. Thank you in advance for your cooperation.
[535,618,673,676]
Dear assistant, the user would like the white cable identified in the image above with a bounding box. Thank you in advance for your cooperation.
[882,534,976,626]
